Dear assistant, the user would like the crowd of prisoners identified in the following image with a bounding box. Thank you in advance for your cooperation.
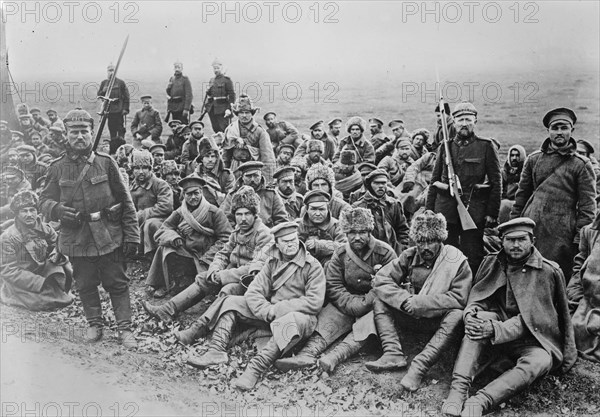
[1,60,600,417]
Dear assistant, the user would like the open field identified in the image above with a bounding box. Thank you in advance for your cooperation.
[2,69,600,416]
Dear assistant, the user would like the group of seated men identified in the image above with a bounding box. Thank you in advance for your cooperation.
[0,95,599,417]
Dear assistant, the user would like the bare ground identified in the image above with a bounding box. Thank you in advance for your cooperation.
[1,259,600,417]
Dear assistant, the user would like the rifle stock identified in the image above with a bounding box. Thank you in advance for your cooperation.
[439,96,478,231]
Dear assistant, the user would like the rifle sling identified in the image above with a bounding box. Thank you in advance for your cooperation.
[65,153,96,207]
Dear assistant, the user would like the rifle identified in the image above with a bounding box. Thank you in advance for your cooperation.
[164,110,172,123]
[95,35,129,151]
[437,95,477,231]
[197,91,210,121]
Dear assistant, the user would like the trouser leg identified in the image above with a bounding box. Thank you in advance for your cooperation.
[98,250,132,331]
[71,256,103,328]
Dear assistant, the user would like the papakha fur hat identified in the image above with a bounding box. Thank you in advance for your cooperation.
[10,189,39,213]
[339,207,374,233]
[340,149,357,165]
[131,149,154,167]
[306,163,335,189]
[307,139,324,154]
[345,116,367,133]
[409,210,448,243]
[231,185,261,216]
[232,94,259,115]
[161,159,180,176]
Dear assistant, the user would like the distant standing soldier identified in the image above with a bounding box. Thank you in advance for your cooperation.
[131,95,163,144]
[166,62,193,124]
[39,109,140,348]
[97,64,130,153]
[207,59,236,133]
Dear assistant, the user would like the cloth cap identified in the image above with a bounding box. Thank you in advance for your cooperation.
[30,107,41,114]
[189,120,204,129]
[211,58,223,67]
[29,130,42,139]
[310,120,324,131]
[149,144,166,155]
[0,120,7,126]
[63,108,94,129]
[46,109,57,115]
[498,217,536,238]
[365,169,389,185]
[263,111,276,120]
[11,130,24,138]
[131,149,154,167]
[576,139,595,155]
[346,116,367,133]
[369,117,383,127]
[271,221,299,239]
[409,210,448,242]
[49,126,64,133]
[236,161,264,174]
[231,185,261,215]
[274,166,296,181]
[356,162,377,174]
[168,120,182,128]
[307,139,324,153]
[543,107,577,128]
[140,94,152,101]
[16,145,37,155]
[140,139,155,150]
[388,119,405,129]
[328,118,342,126]
[277,144,295,154]
[396,138,412,149]
[452,102,478,118]
[339,207,374,233]
[178,175,206,191]
[10,190,39,213]
[107,64,115,71]
[304,189,331,206]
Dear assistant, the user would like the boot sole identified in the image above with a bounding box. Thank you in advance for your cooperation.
[186,358,228,368]
[274,359,314,372]
[365,363,407,372]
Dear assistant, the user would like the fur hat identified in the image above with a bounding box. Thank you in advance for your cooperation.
[10,189,38,213]
[409,210,448,243]
[116,144,134,164]
[131,149,153,167]
[339,207,374,233]
[340,149,357,165]
[197,136,219,160]
[290,155,307,173]
[411,128,431,142]
[345,116,367,133]
[231,185,261,216]
[306,163,335,189]
[307,139,324,154]
[161,160,179,176]
[232,94,259,115]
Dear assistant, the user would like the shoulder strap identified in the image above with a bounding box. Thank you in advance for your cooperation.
[65,153,96,207]
[522,155,571,213]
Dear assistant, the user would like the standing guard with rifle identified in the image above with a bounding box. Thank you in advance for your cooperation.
[166,61,193,124]
[97,63,130,154]
[204,59,236,133]
[426,101,501,275]
[39,37,141,349]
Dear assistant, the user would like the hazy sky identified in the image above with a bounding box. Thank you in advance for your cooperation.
[3,0,599,81]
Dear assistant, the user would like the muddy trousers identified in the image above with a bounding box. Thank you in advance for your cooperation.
[71,250,132,331]
[451,337,553,411]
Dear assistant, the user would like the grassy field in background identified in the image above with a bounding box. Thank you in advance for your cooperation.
[19,69,599,158]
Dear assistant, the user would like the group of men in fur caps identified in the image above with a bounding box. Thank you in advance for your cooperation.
[2,97,599,417]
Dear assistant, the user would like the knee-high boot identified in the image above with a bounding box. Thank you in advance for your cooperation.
[274,333,329,371]
[401,309,463,392]
[365,299,407,372]
[142,283,205,323]
[187,311,236,368]
[318,332,366,373]
[232,338,282,391]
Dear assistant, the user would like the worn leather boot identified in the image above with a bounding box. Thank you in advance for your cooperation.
[365,299,407,372]
[442,338,489,417]
[143,284,205,323]
[174,318,209,345]
[85,326,103,343]
[117,330,138,349]
[187,312,236,368]
[401,310,462,392]
[232,338,281,391]
[460,396,485,417]
[274,333,328,372]
[318,332,366,373]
